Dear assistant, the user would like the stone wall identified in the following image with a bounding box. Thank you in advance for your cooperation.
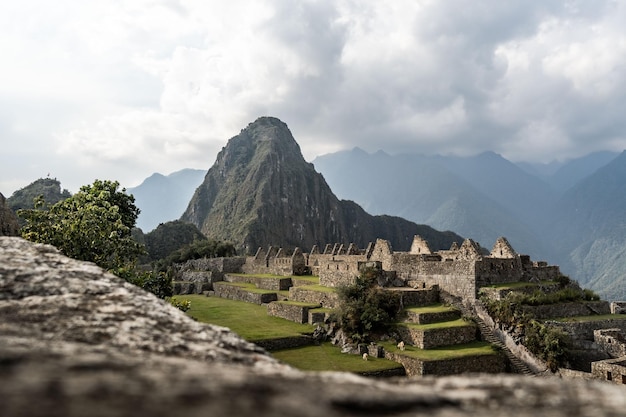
[610,302,626,314]
[267,301,320,324]
[405,309,460,325]
[520,301,611,320]
[224,274,292,290]
[251,335,315,351]
[549,318,626,347]
[594,329,626,358]
[396,323,477,349]
[319,260,360,287]
[591,358,626,384]
[392,286,440,307]
[288,287,340,309]
[213,282,277,304]
[384,351,506,376]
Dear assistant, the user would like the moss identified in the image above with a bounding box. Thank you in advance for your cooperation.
[405,303,457,314]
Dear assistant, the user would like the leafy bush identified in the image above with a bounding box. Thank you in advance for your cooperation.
[334,267,401,343]
[169,298,191,312]
[155,239,237,271]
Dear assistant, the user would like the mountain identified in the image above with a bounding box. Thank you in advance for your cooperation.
[549,151,626,299]
[544,151,618,192]
[181,117,462,253]
[7,178,71,211]
[128,169,206,232]
[313,147,626,300]
[312,149,552,260]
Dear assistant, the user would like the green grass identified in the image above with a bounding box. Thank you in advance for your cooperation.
[380,341,498,361]
[405,304,456,314]
[272,342,403,373]
[551,314,626,323]
[291,276,320,284]
[398,318,472,331]
[482,281,556,290]
[274,300,321,307]
[296,284,337,293]
[178,295,314,341]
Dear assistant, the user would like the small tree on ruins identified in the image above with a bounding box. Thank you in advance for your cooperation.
[335,267,401,343]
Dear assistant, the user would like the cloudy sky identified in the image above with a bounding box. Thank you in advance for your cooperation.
[2,0,626,195]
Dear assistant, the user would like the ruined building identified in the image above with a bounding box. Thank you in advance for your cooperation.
[240,235,560,301]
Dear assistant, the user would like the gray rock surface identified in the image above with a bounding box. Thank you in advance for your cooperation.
[2,236,626,417]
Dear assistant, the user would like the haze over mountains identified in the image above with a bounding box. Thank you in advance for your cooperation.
[313,148,625,300]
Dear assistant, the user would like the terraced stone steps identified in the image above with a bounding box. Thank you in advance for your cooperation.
[213,282,279,305]
[396,319,477,349]
[404,304,461,324]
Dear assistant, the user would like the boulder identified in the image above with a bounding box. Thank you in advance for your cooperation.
[2,236,626,417]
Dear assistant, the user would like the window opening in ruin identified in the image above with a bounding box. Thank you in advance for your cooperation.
[607,371,612,381]
[622,375,626,384]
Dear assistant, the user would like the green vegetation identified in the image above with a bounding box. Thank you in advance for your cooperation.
[398,318,472,331]
[298,284,337,293]
[481,291,573,371]
[169,297,191,312]
[154,236,236,271]
[552,314,626,323]
[405,304,456,314]
[483,281,555,290]
[181,295,314,341]
[273,343,403,373]
[273,300,320,307]
[17,179,173,299]
[142,220,206,261]
[19,179,143,272]
[7,177,71,211]
[380,341,497,361]
[335,267,401,343]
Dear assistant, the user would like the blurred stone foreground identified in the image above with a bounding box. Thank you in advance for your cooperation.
[1,236,625,417]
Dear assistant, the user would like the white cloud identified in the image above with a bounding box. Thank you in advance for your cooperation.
[3,0,626,194]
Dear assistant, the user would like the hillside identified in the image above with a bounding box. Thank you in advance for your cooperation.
[312,149,552,260]
[7,177,71,211]
[128,168,206,232]
[549,151,626,299]
[181,117,462,253]
[0,192,19,236]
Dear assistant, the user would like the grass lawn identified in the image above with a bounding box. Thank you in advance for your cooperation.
[292,276,320,284]
[397,318,472,331]
[272,342,403,373]
[482,281,556,290]
[405,304,456,314]
[296,284,337,293]
[551,314,626,323]
[380,341,498,361]
[176,295,314,341]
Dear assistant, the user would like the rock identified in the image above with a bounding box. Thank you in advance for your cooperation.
[0,192,19,236]
[2,236,626,417]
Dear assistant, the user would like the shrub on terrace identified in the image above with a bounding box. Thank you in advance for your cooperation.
[334,267,401,343]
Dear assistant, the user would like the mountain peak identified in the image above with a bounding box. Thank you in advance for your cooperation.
[181,118,462,252]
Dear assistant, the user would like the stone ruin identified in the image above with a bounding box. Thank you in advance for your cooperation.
[184,235,560,301]
[4,235,626,417]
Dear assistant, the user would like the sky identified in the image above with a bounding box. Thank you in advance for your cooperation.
[2,0,626,196]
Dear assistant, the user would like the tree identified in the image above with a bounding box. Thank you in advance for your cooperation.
[18,179,144,272]
[335,267,401,343]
